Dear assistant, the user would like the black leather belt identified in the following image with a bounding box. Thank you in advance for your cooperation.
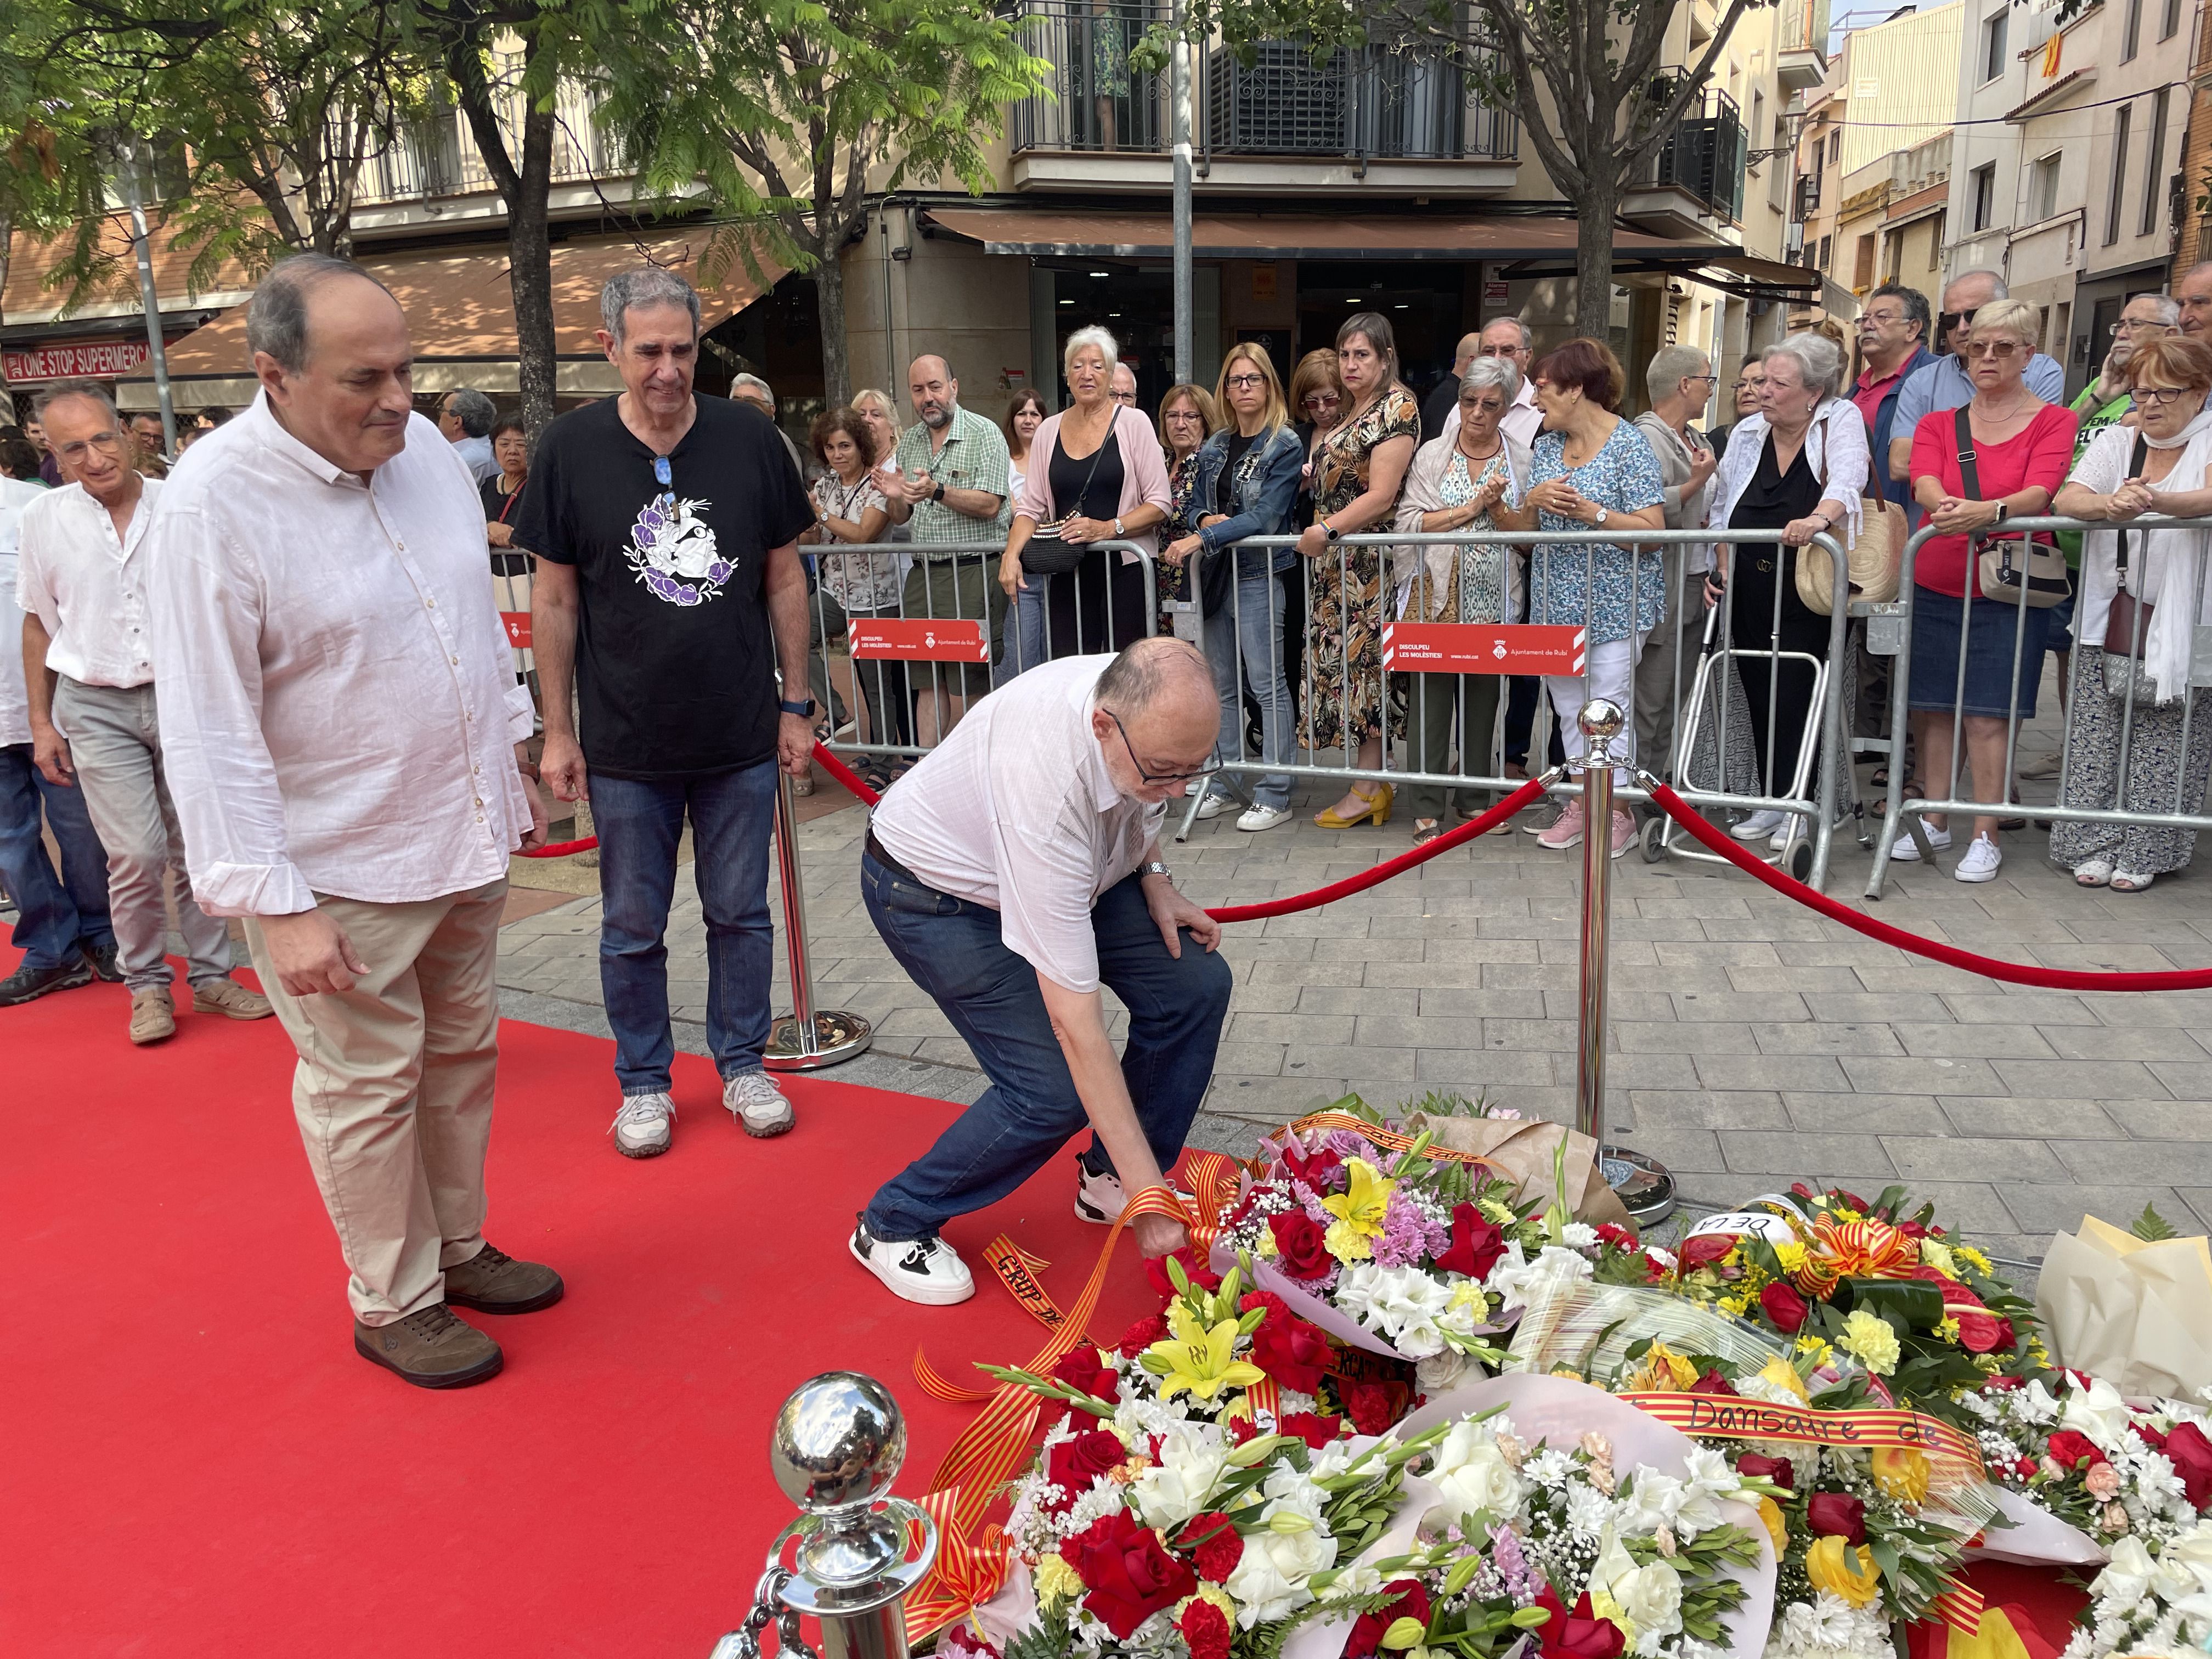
[864,829,922,887]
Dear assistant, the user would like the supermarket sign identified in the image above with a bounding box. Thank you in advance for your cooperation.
[3,340,152,382]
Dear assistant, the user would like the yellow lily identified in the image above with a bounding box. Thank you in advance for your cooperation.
[1805,1537,1883,1609]
[1144,1302,1267,1402]
[1319,1160,1397,1259]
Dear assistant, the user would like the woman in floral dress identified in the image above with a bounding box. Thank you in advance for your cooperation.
[1296,312,1420,828]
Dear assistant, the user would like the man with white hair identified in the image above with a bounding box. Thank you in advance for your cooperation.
[523,266,818,1160]
[849,636,1231,1305]
[1443,317,1542,448]
[1887,270,2064,492]
[1109,363,1139,407]
[729,372,808,481]
[147,253,557,1387]
[18,380,271,1043]
[2177,261,2212,340]
[2072,293,2178,450]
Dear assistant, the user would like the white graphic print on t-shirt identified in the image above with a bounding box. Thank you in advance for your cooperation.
[627,490,731,607]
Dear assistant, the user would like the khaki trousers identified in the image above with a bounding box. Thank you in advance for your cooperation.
[246,879,506,1325]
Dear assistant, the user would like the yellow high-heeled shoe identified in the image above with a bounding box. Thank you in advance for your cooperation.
[1313,782,1393,829]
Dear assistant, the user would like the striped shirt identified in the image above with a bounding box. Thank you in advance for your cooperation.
[891,404,1011,556]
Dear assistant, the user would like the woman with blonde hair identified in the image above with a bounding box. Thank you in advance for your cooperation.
[1166,343,1306,832]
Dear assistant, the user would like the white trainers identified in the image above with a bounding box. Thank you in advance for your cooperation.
[724,1069,794,1138]
[1888,824,1953,861]
[1954,834,2003,883]
[1073,1156,1198,1225]
[1768,814,1804,852]
[1194,793,1238,820]
[610,1091,675,1158]
[1237,804,1291,833]
[850,1220,974,1305]
[1731,809,1786,842]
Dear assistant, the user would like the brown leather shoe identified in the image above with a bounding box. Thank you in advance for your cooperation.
[129,986,176,1045]
[354,1303,503,1389]
[442,1243,565,1314]
[193,975,274,1020]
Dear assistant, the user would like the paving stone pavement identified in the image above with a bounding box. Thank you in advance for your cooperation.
[496,782,2212,1267]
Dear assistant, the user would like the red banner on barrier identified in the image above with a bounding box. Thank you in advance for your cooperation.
[1382,622,1587,676]
[850,618,991,663]
[500,612,533,648]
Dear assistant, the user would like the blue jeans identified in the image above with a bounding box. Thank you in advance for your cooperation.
[1202,571,1295,810]
[997,578,1050,681]
[0,742,114,970]
[591,760,780,1094]
[860,854,1232,1241]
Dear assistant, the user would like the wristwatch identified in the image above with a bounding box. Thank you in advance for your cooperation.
[1323,520,1342,543]
[931,479,946,503]
[778,698,811,718]
[1112,516,1125,538]
[1594,506,1610,529]
[1141,860,1173,884]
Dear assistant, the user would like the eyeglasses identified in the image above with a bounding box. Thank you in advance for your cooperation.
[1938,311,1970,338]
[1110,390,1138,405]
[1224,374,1266,390]
[1860,309,1907,326]
[2113,319,2174,336]
[53,431,123,463]
[1682,374,1720,386]
[1964,340,2022,360]
[1164,409,1205,423]
[1303,393,1341,410]
[1105,709,1218,785]
[2134,385,2196,406]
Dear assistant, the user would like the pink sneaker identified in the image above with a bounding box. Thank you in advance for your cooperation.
[1607,809,1636,860]
[1536,798,1585,849]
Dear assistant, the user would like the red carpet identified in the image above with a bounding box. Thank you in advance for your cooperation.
[1,948,1165,1657]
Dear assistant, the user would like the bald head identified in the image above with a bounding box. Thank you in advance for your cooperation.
[1452,331,1485,374]
[908,355,957,431]
[249,253,414,477]
[1092,638,1221,804]
[2180,263,2212,340]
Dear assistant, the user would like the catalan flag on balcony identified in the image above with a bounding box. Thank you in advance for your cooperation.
[2041,32,2062,77]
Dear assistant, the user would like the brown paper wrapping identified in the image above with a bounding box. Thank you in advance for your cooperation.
[2035,1215,2212,1399]
[1405,1112,1634,1231]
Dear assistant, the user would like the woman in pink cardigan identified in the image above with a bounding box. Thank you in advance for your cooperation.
[1000,327,1172,667]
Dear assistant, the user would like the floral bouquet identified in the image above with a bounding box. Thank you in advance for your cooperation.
[2051,1384,2212,1656]
[1661,1185,2044,1425]
[1209,1096,1662,1397]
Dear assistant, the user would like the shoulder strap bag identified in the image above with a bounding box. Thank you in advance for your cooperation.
[2103,432,2156,659]
[1957,405,2071,608]
[1022,417,1114,578]
[1795,414,1901,616]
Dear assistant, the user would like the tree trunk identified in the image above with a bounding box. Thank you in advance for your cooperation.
[1575,176,1621,341]
[509,100,558,436]
[815,240,851,409]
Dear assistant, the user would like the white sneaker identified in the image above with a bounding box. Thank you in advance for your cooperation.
[609,1091,675,1158]
[724,1069,794,1138]
[1073,1158,1198,1225]
[1731,809,1786,842]
[1887,825,1953,862]
[1194,793,1238,820]
[1237,804,1292,833]
[850,1220,974,1305]
[1768,815,1803,852]
[2018,752,2062,780]
[1954,834,2003,883]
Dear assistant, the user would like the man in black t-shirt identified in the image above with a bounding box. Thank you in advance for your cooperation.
[517,268,816,1160]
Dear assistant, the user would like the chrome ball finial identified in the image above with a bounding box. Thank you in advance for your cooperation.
[770,1371,908,1514]
[1577,697,1626,745]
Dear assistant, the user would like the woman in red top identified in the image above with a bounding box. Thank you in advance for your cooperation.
[1903,297,2080,883]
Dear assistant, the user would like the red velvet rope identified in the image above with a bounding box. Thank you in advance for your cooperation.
[517,833,598,859]
[1647,781,2212,992]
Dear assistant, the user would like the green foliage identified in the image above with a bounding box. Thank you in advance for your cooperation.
[997,1614,1074,1659]
[2132,1203,2180,1243]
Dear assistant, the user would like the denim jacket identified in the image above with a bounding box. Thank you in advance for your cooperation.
[1189,425,1305,577]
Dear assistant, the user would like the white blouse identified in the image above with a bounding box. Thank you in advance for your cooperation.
[1709,398,1871,548]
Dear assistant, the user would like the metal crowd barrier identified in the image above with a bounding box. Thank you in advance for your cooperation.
[1864,512,2212,900]
[490,549,543,725]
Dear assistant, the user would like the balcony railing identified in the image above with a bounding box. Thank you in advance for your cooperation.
[1639,83,1746,222]
[1778,0,1830,54]
[353,77,626,205]
[1010,2,1517,163]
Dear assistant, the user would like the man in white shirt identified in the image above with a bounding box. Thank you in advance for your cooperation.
[147,253,558,1390]
[1442,315,1543,449]
[17,382,269,1043]
[849,638,1231,1306]
[0,467,117,1006]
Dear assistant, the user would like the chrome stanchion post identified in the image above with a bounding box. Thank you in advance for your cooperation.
[1575,698,1675,1226]
[765,769,872,1070]
[711,1373,938,1659]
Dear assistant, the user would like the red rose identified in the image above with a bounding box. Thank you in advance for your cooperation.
[1691,1368,1740,1396]
[1146,1246,1222,1301]
[1042,1346,1120,1422]
[1250,1310,1331,1396]
[1046,1429,1130,1508]
[1268,1211,1334,1281]
[1178,1512,1245,1583]
[1679,1233,1738,1269]
[1116,1313,1167,1358]
[1736,1453,1796,1493]
[1179,1596,1232,1659]
[1277,1411,1346,1449]
[1807,1492,1867,1544]
[1059,1511,1197,1639]
[1346,1579,1432,1659]
[1284,1142,1345,1191]
[1596,1223,1637,1250]
[2164,1420,2212,1510]
[1345,1381,1401,1437]
[1759,1281,1810,1333]
[1534,1587,1627,1659]
[1434,1203,1507,1282]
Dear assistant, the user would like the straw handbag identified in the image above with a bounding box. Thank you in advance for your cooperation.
[1795,434,1901,614]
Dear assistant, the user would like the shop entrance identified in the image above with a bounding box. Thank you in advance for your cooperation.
[1295,261,1474,410]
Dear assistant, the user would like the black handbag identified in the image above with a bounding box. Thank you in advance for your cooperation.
[1023,428,1113,578]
